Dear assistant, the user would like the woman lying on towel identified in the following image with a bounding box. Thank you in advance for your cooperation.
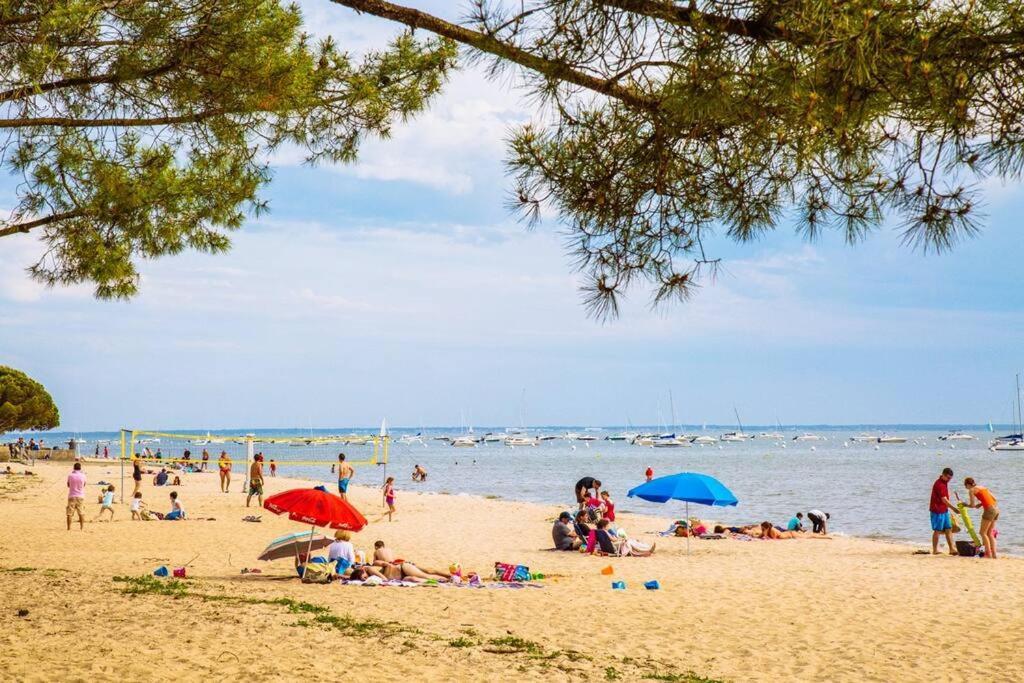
[372,540,452,582]
[587,519,656,557]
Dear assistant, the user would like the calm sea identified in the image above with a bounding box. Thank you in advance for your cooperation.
[19,426,1022,554]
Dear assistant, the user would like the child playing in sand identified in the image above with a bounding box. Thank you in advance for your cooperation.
[382,477,396,521]
[165,491,185,520]
[600,490,616,522]
[95,484,115,521]
[130,491,146,520]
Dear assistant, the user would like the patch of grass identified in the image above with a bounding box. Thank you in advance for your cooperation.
[460,627,480,637]
[113,575,187,597]
[605,666,622,680]
[2,567,36,573]
[448,637,477,648]
[644,673,725,683]
[484,494,501,500]
[486,636,543,655]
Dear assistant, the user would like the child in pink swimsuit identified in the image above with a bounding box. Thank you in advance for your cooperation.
[382,477,395,522]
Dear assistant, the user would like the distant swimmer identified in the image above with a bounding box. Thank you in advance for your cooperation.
[964,477,999,559]
[807,509,830,534]
[337,453,354,500]
[412,464,427,482]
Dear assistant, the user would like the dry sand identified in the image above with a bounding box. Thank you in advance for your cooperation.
[0,461,1022,682]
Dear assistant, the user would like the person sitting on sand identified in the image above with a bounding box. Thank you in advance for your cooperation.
[599,491,616,523]
[153,469,168,486]
[573,510,593,545]
[787,512,804,532]
[165,491,185,520]
[553,512,582,551]
[94,484,116,521]
[587,519,655,556]
[964,477,999,559]
[171,474,182,486]
[328,530,357,574]
[371,540,450,582]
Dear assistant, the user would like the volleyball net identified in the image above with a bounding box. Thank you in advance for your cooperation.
[114,428,390,502]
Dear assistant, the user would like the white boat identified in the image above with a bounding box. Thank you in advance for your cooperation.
[606,432,639,442]
[652,434,690,448]
[938,431,975,441]
[537,434,560,442]
[398,433,426,446]
[721,407,750,441]
[849,433,880,442]
[450,436,477,448]
[482,433,505,443]
[793,433,825,441]
[690,435,718,444]
[990,439,1024,452]
[758,431,784,440]
[137,438,160,444]
[504,436,538,447]
[877,435,907,444]
[990,374,1024,451]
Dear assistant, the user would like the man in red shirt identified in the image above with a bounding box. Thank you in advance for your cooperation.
[930,467,958,555]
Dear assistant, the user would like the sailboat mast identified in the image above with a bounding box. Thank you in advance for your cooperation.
[669,389,677,433]
[734,406,744,434]
[1017,373,1022,436]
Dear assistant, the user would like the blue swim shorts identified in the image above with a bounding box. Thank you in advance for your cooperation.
[930,511,952,532]
[338,478,350,494]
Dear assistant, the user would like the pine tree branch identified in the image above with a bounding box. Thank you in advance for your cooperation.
[0,211,84,239]
[0,60,181,104]
[329,0,661,111]
[0,110,228,128]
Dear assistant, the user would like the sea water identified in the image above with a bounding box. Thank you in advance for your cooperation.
[26,426,1023,554]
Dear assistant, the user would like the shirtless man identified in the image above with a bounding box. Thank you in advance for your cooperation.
[372,540,450,582]
[337,453,354,500]
[246,454,264,508]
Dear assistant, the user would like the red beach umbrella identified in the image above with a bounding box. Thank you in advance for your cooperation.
[263,487,367,531]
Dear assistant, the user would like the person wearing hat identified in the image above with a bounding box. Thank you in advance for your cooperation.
[552,511,581,550]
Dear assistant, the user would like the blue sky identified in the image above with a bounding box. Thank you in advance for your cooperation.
[1,1,1022,431]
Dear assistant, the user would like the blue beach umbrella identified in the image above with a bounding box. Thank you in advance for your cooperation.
[627,472,738,555]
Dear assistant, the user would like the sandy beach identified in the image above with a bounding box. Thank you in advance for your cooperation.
[1,461,1022,682]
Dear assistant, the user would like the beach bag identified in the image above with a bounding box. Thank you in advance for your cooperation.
[301,562,333,584]
[494,562,530,582]
[955,541,977,557]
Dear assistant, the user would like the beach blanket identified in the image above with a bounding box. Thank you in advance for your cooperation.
[494,562,531,582]
[338,579,543,589]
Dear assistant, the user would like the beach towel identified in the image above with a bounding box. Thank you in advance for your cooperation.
[301,562,333,584]
[494,562,530,582]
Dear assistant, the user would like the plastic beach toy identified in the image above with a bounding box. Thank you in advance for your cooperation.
[611,581,626,590]
[172,567,186,578]
[601,565,614,575]
[153,566,169,577]
[644,580,660,590]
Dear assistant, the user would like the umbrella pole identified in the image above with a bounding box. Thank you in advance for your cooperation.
[686,501,690,556]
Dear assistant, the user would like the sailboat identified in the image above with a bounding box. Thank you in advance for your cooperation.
[759,418,785,440]
[653,389,690,447]
[720,407,750,442]
[990,374,1024,451]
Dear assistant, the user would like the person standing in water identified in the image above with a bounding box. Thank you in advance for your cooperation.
[645,466,654,482]
[337,453,354,500]
[964,477,1000,559]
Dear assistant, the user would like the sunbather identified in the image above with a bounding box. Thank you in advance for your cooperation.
[372,540,450,582]
[588,519,655,556]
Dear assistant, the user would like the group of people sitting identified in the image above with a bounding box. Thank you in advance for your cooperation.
[552,510,656,557]
[298,533,457,584]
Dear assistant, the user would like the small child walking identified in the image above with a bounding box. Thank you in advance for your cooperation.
[269,460,277,477]
[382,477,396,521]
[95,485,115,521]
[130,491,145,520]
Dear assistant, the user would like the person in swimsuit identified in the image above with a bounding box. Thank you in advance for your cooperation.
[412,464,427,482]
[246,455,264,507]
[371,540,449,582]
[337,453,354,500]
[132,456,143,496]
[382,477,396,521]
[218,451,231,493]
[201,449,209,472]
[964,477,1000,559]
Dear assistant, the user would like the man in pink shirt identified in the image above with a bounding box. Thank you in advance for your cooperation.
[66,462,87,530]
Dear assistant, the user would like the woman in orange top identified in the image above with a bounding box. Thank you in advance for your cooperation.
[218,451,232,493]
[964,477,999,559]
